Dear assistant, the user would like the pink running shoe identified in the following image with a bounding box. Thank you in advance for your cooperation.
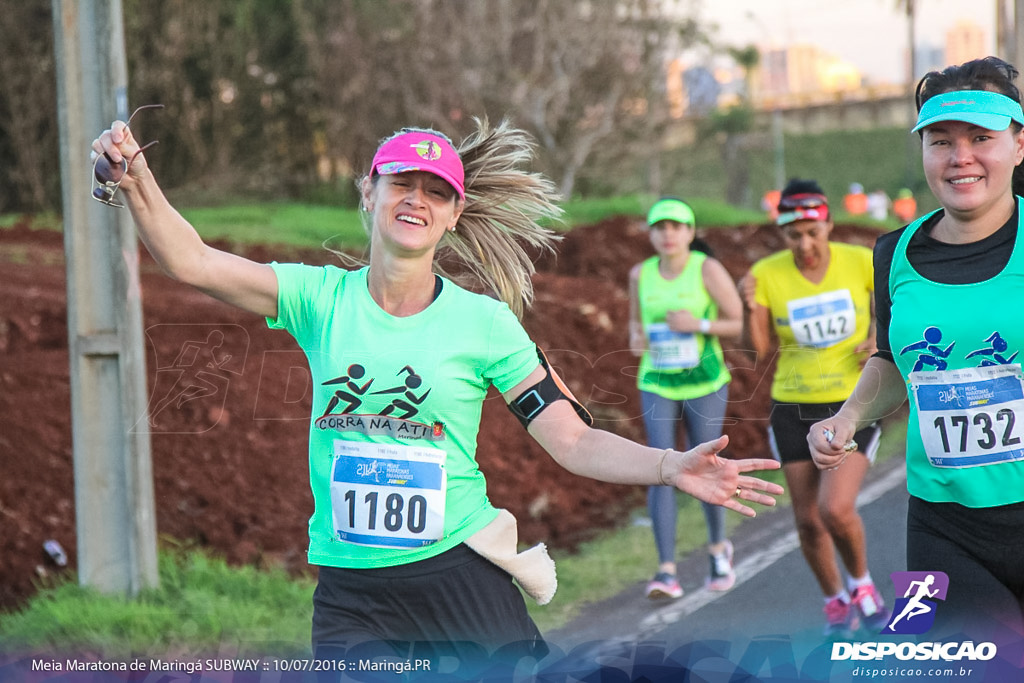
[645,572,683,600]
[851,583,890,630]
[706,540,736,591]
[824,596,860,638]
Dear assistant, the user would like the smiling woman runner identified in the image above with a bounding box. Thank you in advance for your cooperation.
[808,56,1024,638]
[91,116,783,670]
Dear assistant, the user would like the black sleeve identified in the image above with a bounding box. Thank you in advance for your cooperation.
[871,228,904,364]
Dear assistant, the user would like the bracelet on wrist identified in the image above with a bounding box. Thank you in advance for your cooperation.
[657,449,674,486]
[699,318,711,334]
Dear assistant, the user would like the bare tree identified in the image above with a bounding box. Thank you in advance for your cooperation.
[295,0,704,199]
[0,0,58,212]
[125,0,318,198]
[450,0,703,198]
[1,1,710,210]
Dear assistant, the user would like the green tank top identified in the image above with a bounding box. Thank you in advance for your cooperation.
[636,253,730,400]
[890,202,1024,507]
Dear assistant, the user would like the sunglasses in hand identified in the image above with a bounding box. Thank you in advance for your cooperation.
[92,104,163,208]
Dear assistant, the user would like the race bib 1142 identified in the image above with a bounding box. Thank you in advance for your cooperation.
[787,289,855,348]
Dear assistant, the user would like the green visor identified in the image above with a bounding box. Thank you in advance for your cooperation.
[647,198,695,226]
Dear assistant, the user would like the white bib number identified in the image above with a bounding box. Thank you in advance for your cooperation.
[646,322,699,370]
[912,365,1024,468]
[787,289,855,348]
[330,441,446,548]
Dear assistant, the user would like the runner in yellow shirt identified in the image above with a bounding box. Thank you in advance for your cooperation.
[742,178,887,638]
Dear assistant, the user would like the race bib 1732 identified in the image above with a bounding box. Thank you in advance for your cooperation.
[912,365,1024,468]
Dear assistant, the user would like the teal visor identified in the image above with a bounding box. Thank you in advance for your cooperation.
[913,89,1024,133]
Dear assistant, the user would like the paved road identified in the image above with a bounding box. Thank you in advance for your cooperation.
[541,455,1023,682]
[548,455,908,651]
[539,457,1020,681]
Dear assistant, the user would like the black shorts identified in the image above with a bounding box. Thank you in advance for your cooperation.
[311,544,546,668]
[768,400,880,464]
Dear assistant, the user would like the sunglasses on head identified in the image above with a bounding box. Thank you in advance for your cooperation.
[92,104,163,208]
[776,192,828,211]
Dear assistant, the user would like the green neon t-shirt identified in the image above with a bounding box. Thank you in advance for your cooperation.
[268,264,539,568]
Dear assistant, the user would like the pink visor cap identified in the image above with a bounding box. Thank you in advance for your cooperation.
[371,131,465,199]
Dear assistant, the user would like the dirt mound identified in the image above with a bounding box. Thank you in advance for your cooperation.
[0,216,882,610]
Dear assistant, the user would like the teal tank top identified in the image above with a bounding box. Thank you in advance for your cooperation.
[889,199,1024,507]
[636,253,731,400]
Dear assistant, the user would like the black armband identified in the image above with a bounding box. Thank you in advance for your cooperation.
[508,348,594,429]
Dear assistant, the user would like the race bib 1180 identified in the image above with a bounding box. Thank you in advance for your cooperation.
[329,440,447,548]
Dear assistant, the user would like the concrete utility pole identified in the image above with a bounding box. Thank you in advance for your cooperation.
[51,0,158,596]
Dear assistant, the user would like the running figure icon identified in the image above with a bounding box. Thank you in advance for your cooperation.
[885,574,941,632]
[372,366,431,420]
[148,329,234,426]
[965,331,1019,366]
[900,326,955,371]
[321,364,373,417]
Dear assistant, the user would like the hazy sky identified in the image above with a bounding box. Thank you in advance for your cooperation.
[699,0,998,83]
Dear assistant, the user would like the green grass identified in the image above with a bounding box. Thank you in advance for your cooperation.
[0,195,794,256]
[0,212,62,231]
[4,123,935,240]
[177,203,368,251]
[0,548,315,657]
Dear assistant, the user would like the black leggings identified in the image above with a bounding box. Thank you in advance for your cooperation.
[907,495,1024,637]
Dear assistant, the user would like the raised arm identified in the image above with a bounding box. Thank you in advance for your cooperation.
[503,366,784,517]
[92,119,279,319]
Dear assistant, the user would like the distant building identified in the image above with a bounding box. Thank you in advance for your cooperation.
[946,20,986,67]
[915,43,946,80]
[683,66,722,116]
[754,44,862,103]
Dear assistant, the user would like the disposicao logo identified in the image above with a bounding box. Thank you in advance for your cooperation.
[883,571,949,635]
[831,571,998,664]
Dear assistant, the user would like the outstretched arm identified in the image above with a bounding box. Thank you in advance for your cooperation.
[92,119,279,318]
[504,366,783,517]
